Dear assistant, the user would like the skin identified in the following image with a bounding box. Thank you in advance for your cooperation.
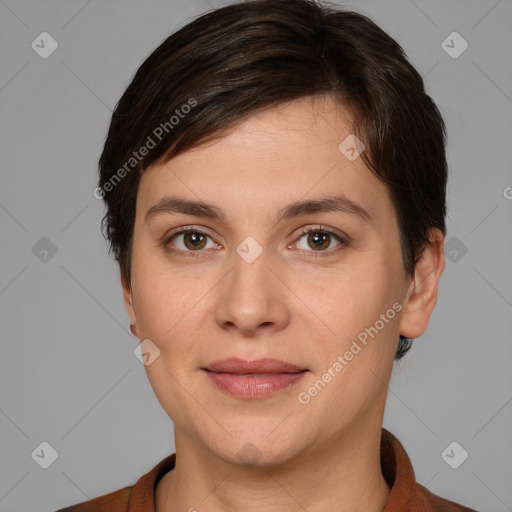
[121,94,445,512]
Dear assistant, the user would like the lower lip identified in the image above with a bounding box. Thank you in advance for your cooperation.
[204,370,308,399]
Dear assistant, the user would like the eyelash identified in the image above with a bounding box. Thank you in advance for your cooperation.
[163,225,347,259]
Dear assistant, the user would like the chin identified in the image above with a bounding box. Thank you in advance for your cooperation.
[201,424,306,469]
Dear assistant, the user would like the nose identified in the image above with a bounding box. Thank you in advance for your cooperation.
[214,244,291,337]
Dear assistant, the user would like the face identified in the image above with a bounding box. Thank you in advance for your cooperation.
[122,95,440,467]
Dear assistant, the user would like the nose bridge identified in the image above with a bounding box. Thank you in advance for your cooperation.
[214,235,289,333]
[229,234,273,300]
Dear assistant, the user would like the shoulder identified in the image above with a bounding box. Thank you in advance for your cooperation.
[54,453,176,511]
[415,482,481,512]
[380,429,480,512]
[54,485,132,512]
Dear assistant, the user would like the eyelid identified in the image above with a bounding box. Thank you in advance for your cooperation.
[295,224,349,241]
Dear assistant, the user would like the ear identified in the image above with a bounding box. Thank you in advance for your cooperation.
[121,270,137,328]
[398,228,445,339]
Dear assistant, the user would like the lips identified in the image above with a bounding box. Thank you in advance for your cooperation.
[202,358,309,399]
[203,358,307,374]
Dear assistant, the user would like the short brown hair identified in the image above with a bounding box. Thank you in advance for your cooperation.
[98,0,447,359]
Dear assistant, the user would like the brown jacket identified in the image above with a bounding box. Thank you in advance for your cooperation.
[56,428,479,511]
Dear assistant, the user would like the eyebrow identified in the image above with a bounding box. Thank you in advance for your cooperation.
[144,194,372,225]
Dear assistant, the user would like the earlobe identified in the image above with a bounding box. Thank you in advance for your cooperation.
[121,270,137,331]
[398,228,445,340]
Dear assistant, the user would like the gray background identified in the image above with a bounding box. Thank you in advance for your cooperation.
[0,0,511,510]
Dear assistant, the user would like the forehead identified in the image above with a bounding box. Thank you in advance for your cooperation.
[136,95,394,228]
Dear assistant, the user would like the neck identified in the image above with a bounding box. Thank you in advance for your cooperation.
[156,421,390,512]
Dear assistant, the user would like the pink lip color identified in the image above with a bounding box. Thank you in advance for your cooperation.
[204,371,307,398]
[202,358,308,399]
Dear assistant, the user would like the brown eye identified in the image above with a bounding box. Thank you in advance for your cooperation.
[166,229,217,253]
[293,228,344,253]
[183,232,207,250]
[307,231,331,250]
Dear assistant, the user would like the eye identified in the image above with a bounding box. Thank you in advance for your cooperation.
[162,225,346,258]
[164,228,220,255]
[291,226,346,254]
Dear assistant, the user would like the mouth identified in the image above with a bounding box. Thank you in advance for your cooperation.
[203,357,308,374]
[202,358,309,399]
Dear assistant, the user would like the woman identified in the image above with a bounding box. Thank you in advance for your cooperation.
[58,0,478,510]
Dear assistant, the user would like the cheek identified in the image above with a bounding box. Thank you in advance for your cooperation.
[299,254,403,386]
[130,251,202,353]
[299,255,398,334]
[303,262,400,413]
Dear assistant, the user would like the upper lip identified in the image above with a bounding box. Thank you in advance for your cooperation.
[203,358,308,374]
